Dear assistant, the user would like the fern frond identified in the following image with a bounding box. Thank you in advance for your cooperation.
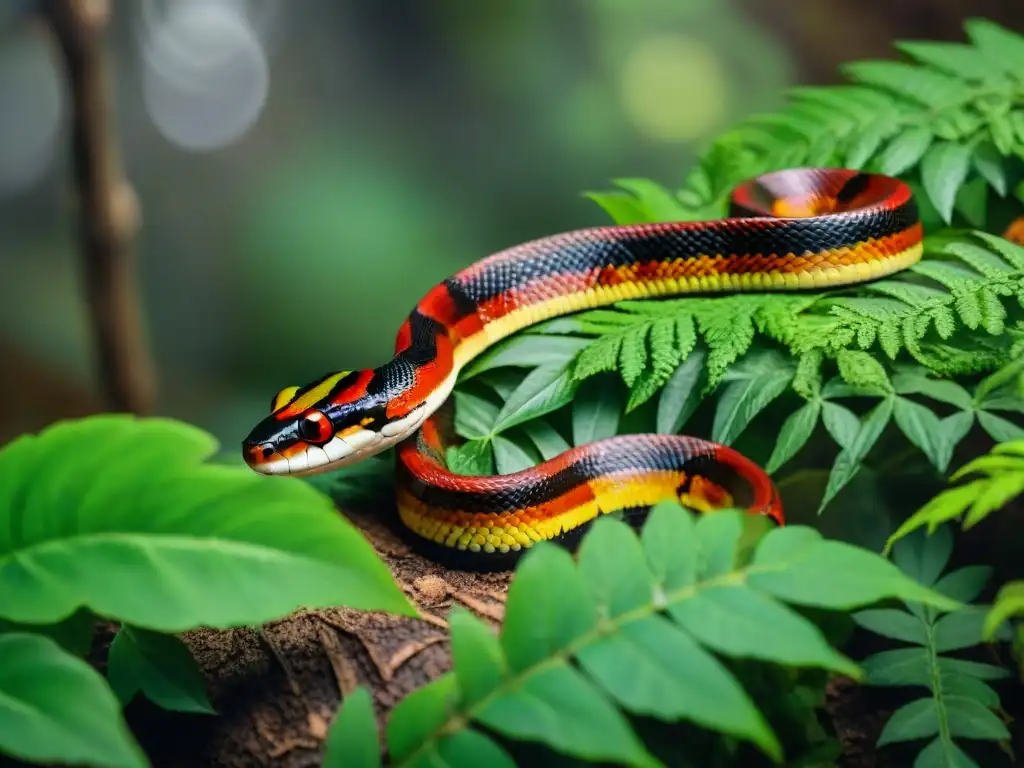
[324,503,957,768]
[885,439,1024,551]
[857,526,1011,768]
[658,22,1024,226]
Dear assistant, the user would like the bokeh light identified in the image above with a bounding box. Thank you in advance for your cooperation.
[138,0,270,151]
[620,34,730,143]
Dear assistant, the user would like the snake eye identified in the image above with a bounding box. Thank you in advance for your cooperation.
[298,410,333,444]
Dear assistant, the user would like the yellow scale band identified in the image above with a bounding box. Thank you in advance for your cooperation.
[397,469,730,555]
[453,243,923,368]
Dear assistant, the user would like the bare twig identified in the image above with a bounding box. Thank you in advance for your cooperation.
[40,0,155,414]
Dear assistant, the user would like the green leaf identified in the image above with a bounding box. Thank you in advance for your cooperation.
[106,625,214,713]
[578,517,653,617]
[572,376,622,445]
[620,324,650,387]
[933,607,990,652]
[937,657,1009,681]
[748,527,956,611]
[886,439,1024,548]
[989,113,1017,154]
[953,177,989,229]
[892,526,953,587]
[819,397,895,512]
[449,609,503,707]
[323,687,381,768]
[0,416,414,631]
[387,677,459,762]
[521,421,571,460]
[915,737,980,768]
[765,399,820,475]
[852,609,927,645]
[876,126,934,175]
[971,142,1008,196]
[461,335,588,379]
[941,674,1001,709]
[921,141,973,223]
[501,543,596,673]
[877,698,939,745]
[492,435,538,474]
[475,663,658,768]
[974,352,1024,403]
[843,61,968,108]
[893,396,951,471]
[821,401,861,451]
[447,439,495,476]
[585,191,649,225]
[965,18,1024,81]
[0,632,146,768]
[492,363,579,433]
[611,178,692,221]
[428,730,517,768]
[712,351,794,445]
[845,118,898,168]
[668,585,859,675]
[452,390,500,439]
[895,40,1001,81]
[836,349,891,392]
[575,613,776,756]
[977,410,1024,442]
[862,648,930,687]
[934,565,993,604]
[984,580,1024,639]
[641,500,698,590]
[944,695,1010,739]
[655,347,706,434]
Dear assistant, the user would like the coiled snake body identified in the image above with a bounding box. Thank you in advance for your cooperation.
[243,168,922,570]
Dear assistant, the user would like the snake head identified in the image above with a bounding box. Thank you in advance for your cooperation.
[241,368,432,476]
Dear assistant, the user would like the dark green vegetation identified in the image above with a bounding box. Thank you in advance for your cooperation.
[3,16,1024,768]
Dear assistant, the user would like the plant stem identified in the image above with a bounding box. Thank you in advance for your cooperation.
[40,0,155,414]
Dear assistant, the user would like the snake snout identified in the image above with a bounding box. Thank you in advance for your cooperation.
[243,441,283,470]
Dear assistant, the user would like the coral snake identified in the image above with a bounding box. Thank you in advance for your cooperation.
[243,168,922,570]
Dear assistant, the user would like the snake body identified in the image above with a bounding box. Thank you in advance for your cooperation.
[243,168,922,570]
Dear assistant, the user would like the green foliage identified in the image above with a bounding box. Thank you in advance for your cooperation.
[0,633,146,768]
[326,501,958,767]
[449,16,1024,518]
[886,436,1024,549]
[855,526,1012,767]
[324,687,381,768]
[0,414,414,767]
[0,414,412,630]
[107,625,214,714]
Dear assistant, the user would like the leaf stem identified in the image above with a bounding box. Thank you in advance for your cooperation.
[924,619,957,758]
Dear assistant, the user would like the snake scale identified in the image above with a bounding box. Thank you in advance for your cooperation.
[242,168,922,570]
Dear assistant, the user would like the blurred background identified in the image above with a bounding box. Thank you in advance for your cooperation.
[0,0,1020,451]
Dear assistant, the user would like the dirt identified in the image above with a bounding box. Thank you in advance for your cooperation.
[117,504,513,767]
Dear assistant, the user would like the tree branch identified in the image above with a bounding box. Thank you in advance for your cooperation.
[40,0,155,414]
